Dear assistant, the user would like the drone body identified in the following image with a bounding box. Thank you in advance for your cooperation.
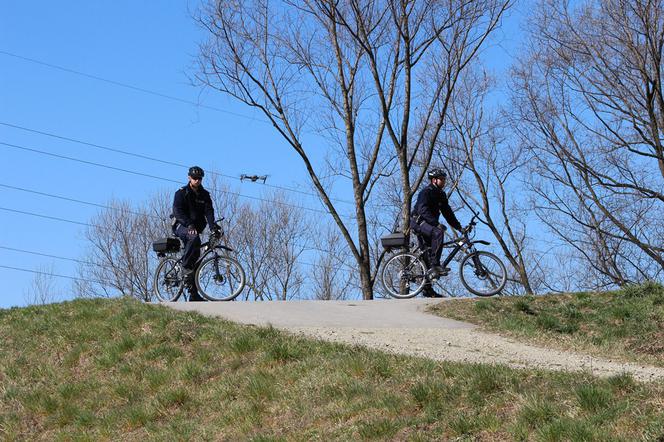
[240,174,269,183]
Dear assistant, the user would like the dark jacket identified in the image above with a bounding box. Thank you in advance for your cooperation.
[172,184,215,233]
[412,183,462,230]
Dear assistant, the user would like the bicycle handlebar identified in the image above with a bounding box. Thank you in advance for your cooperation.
[466,214,480,230]
[461,214,480,238]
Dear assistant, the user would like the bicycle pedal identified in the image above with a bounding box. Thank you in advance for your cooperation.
[427,269,450,279]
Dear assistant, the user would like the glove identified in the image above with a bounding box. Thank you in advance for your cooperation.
[211,223,222,236]
[187,224,197,235]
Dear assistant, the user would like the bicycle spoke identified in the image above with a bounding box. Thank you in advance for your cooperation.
[381,252,427,299]
[459,251,506,297]
[196,255,245,301]
[154,257,184,302]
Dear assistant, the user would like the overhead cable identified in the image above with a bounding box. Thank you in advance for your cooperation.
[0,264,103,284]
[0,50,265,123]
[0,245,92,265]
[0,121,355,205]
[0,183,164,220]
[0,140,355,220]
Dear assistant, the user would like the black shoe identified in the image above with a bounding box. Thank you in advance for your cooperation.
[181,267,194,278]
[187,290,206,302]
[422,289,444,298]
[429,265,450,277]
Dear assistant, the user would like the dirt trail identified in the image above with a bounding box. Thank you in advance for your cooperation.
[167,299,664,382]
[288,326,664,382]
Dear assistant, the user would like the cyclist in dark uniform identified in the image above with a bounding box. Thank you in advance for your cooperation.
[411,167,463,298]
[172,166,220,301]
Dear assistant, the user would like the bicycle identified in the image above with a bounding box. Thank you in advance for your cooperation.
[380,214,507,298]
[152,220,246,302]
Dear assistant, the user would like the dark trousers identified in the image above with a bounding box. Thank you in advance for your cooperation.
[175,225,201,270]
[174,225,205,301]
[410,220,444,267]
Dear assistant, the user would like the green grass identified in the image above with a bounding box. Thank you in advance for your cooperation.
[430,282,664,368]
[0,298,663,440]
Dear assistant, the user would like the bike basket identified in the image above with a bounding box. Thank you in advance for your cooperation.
[380,232,408,249]
[152,237,181,253]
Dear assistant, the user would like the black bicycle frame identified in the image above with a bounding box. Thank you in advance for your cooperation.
[416,236,490,269]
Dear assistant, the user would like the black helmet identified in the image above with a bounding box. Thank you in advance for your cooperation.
[427,168,447,179]
[188,166,205,179]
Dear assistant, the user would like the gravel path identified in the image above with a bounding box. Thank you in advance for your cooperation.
[166,298,664,382]
[288,327,664,382]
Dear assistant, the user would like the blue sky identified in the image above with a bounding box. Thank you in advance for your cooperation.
[1,1,526,308]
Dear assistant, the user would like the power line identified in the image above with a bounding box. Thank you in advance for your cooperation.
[0,264,103,285]
[0,121,355,206]
[1,140,177,183]
[0,202,358,266]
[0,140,355,220]
[0,50,266,124]
[0,183,165,221]
[0,201,356,263]
[0,49,356,206]
[0,184,360,269]
[0,245,92,265]
[0,206,92,227]
[0,121,185,168]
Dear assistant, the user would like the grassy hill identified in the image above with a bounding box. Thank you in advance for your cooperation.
[430,282,664,369]
[1,297,663,440]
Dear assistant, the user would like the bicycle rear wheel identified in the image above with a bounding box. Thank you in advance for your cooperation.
[195,255,246,301]
[381,252,427,299]
[459,251,506,296]
[153,257,184,302]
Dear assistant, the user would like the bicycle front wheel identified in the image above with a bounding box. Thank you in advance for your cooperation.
[381,252,428,299]
[195,255,246,301]
[459,251,506,297]
[153,257,184,302]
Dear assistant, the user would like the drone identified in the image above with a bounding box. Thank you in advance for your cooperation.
[240,174,269,183]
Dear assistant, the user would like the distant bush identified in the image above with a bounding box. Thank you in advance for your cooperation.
[620,281,664,299]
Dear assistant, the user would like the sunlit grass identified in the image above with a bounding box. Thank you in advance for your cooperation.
[0,297,663,440]
[430,282,664,367]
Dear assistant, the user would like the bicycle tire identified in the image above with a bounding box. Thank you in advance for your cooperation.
[195,255,246,301]
[459,251,506,296]
[153,257,184,302]
[381,252,428,299]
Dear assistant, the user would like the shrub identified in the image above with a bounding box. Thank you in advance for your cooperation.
[620,281,664,299]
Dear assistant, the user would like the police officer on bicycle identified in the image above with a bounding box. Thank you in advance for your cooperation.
[172,166,220,301]
[411,167,463,298]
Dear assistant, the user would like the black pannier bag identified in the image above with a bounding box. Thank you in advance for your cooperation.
[380,232,408,249]
[152,237,181,254]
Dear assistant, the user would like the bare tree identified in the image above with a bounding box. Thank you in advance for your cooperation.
[75,176,313,302]
[233,191,309,300]
[264,193,309,299]
[311,224,356,300]
[234,202,273,300]
[344,0,513,231]
[75,175,251,301]
[442,69,537,294]
[195,0,512,299]
[76,195,170,301]
[206,171,242,229]
[510,0,664,287]
[23,263,59,305]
